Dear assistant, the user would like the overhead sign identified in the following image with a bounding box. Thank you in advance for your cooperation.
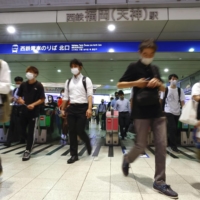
[0,41,200,54]
[58,8,168,22]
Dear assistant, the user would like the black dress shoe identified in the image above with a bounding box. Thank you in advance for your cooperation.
[87,144,92,155]
[67,156,79,164]
[122,156,129,177]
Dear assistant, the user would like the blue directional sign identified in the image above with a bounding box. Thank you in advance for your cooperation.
[0,41,200,54]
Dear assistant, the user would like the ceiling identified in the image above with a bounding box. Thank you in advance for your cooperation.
[0,6,200,94]
[0,0,199,12]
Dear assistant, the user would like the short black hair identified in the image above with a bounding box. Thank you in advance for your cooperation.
[110,97,114,100]
[14,76,23,82]
[70,59,83,68]
[118,90,124,95]
[139,39,157,52]
[168,74,179,80]
[26,66,39,75]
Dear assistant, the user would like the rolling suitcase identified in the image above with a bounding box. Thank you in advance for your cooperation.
[106,110,119,145]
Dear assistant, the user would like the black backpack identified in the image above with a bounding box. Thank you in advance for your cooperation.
[162,87,181,111]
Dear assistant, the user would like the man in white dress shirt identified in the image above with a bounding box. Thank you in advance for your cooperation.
[61,59,93,164]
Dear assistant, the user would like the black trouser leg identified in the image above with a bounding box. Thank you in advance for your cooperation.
[20,116,37,152]
[166,113,179,148]
[26,117,38,151]
[124,113,130,136]
[76,113,91,153]
[67,104,91,156]
[67,114,78,156]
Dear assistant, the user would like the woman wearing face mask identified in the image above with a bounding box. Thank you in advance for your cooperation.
[17,66,45,161]
[160,74,185,153]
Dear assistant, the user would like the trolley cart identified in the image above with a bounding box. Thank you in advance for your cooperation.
[106,110,119,146]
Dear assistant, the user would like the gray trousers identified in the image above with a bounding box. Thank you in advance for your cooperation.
[126,117,167,182]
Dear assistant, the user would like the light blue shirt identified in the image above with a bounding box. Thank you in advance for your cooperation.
[114,98,130,113]
[111,98,118,108]
[98,103,107,113]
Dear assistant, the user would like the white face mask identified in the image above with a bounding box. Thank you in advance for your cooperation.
[61,93,64,97]
[141,57,154,65]
[26,72,34,80]
[71,68,79,75]
[171,80,177,86]
[15,84,20,88]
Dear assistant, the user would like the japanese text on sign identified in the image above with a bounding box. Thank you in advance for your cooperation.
[66,9,159,22]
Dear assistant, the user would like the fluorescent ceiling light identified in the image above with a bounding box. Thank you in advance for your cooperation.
[189,48,195,52]
[108,48,115,53]
[57,69,61,73]
[7,26,16,34]
[8,70,11,73]
[164,68,169,72]
[110,79,114,82]
[107,24,116,32]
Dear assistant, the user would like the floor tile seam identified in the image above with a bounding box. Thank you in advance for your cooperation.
[39,157,61,171]
[6,187,22,200]
[1,161,34,183]
[75,156,95,200]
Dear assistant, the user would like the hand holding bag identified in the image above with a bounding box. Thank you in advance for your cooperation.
[179,100,198,126]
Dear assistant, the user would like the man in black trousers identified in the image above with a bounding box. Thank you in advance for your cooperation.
[61,59,93,164]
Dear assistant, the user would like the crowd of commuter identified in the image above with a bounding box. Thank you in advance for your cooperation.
[0,39,200,199]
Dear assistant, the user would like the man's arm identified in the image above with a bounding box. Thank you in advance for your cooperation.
[86,77,93,118]
[117,79,148,89]
[193,95,200,102]
[61,80,69,110]
[0,61,11,94]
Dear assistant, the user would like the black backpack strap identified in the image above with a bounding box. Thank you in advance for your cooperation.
[178,87,181,100]
[82,76,87,93]
[162,87,169,111]
[67,78,72,92]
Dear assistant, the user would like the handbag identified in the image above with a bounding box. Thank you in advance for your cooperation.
[179,100,198,126]
[136,65,160,106]
[136,88,159,106]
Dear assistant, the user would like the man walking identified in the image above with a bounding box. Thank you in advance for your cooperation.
[160,74,185,153]
[114,90,130,140]
[117,39,178,199]
[17,66,45,161]
[61,59,93,164]
[97,99,106,130]
[4,76,24,147]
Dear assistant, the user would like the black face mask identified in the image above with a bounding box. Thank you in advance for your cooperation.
[101,101,104,104]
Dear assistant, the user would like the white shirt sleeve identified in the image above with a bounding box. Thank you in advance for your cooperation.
[86,77,93,97]
[160,91,165,100]
[192,83,200,97]
[63,80,69,101]
[180,89,185,101]
[0,60,11,94]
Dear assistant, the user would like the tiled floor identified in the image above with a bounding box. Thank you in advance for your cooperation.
[0,123,200,200]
